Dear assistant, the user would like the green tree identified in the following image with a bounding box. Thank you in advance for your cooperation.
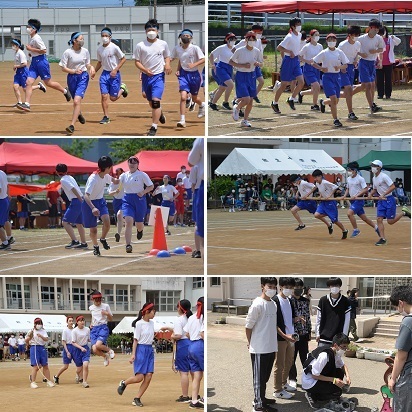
[108,138,195,162]
[61,138,97,158]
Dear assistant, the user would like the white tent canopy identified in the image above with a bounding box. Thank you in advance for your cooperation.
[215,148,345,176]
[0,314,67,333]
[112,316,176,334]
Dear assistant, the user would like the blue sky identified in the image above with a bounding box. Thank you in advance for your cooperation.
[0,0,136,7]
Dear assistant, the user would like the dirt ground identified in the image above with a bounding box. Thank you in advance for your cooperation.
[208,81,412,136]
[0,60,205,136]
[207,208,411,275]
[1,352,203,411]
[0,225,203,275]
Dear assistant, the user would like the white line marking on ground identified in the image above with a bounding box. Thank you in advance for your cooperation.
[84,255,154,275]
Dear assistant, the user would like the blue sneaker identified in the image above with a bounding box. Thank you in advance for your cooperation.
[375,225,381,237]
[351,229,360,238]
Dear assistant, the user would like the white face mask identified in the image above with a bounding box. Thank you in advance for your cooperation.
[313,35,320,42]
[12,46,18,51]
[77,39,84,47]
[347,171,354,177]
[26,27,33,34]
[147,30,157,40]
[264,288,277,298]
[231,190,235,193]
[295,25,302,33]
[102,36,110,44]
[336,348,345,357]
[228,41,235,47]
[371,167,379,174]
[178,182,183,186]
[255,33,262,39]
[330,287,340,295]
[247,40,256,47]
[283,288,293,297]
[35,325,42,330]
[327,41,337,48]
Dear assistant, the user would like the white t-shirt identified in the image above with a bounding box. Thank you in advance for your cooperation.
[277,294,294,335]
[156,184,178,201]
[297,180,315,198]
[211,44,233,64]
[133,39,171,75]
[97,42,125,71]
[188,138,204,189]
[299,42,323,61]
[0,170,8,199]
[176,171,186,181]
[245,296,278,354]
[230,46,262,73]
[89,302,112,326]
[119,170,153,194]
[17,337,25,346]
[235,38,263,53]
[358,33,386,61]
[373,172,394,196]
[279,31,302,57]
[183,314,204,341]
[108,181,124,199]
[182,176,191,189]
[347,174,367,197]
[29,33,46,57]
[85,173,112,200]
[62,327,73,344]
[171,44,204,72]
[29,328,48,346]
[302,351,344,389]
[72,327,90,346]
[316,179,338,197]
[59,47,90,72]
[338,39,361,64]
[15,49,27,66]
[8,337,17,347]
[189,165,199,188]
[173,315,188,340]
[313,48,349,74]
[133,319,155,345]
[60,174,82,201]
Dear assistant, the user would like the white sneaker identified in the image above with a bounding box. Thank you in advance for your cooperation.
[197,104,205,118]
[274,80,281,92]
[103,353,110,366]
[177,121,186,128]
[75,374,80,383]
[232,104,240,121]
[47,380,55,388]
[274,390,294,399]
[209,91,215,101]
[241,119,252,127]
[109,349,116,359]
[30,382,39,389]
[82,381,89,388]
[284,382,297,392]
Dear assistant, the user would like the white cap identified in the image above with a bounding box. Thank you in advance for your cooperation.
[370,160,383,168]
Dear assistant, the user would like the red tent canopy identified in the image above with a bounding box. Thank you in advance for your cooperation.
[114,150,190,180]
[0,142,97,175]
[241,1,412,14]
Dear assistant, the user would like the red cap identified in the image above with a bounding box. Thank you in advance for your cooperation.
[76,315,85,322]
[326,33,337,40]
[225,32,237,41]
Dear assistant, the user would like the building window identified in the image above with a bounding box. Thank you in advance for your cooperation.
[71,287,86,310]
[6,284,30,309]
[210,277,221,286]
[48,40,54,55]
[193,277,204,289]
[104,289,114,303]
[146,290,180,312]
[116,289,128,302]
[41,286,61,302]
[303,278,329,289]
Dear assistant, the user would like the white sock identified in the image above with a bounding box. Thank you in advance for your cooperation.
[152,123,158,129]
[180,115,185,122]
[6,236,11,240]
[273,101,278,104]
[200,102,205,107]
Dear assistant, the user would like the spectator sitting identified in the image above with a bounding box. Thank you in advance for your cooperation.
[276,187,287,211]
[261,185,274,210]
[238,184,247,206]
[286,186,298,207]
[395,184,408,205]
[248,186,260,211]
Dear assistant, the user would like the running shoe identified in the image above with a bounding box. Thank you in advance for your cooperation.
[253,96,261,103]
[402,206,411,218]
[241,119,252,127]
[159,112,166,124]
[137,230,143,240]
[185,97,192,108]
[100,238,110,250]
[78,113,86,124]
[118,380,126,395]
[209,103,218,111]
[17,102,31,112]
[120,83,128,98]
[53,375,59,384]
[99,116,110,124]
[348,112,358,120]
[239,108,244,117]
[65,240,80,249]
[232,98,237,107]
[305,392,317,409]
[73,242,88,249]
[189,101,196,112]
[165,230,171,235]
[30,382,39,389]
[66,125,75,135]
[177,121,186,128]
[350,229,360,238]
[46,380,56,387]
[109,349,115,359]
[0,243,11,250]
[38,81,47,93]
[176,396,191,403]
[197,104,205,118]
[126,244,133,253]
[298,92,303,104]
[375,238,387,246]
[341,229,348,239]
[286,97,296,110]
[273,390,293,399]
[132,398,143,407]
[271,101,281,114]
[295,224,306,231]
[222,101,231,110]
[232,104,240,121]
[8,236,15,245]
[320,98,326,113]
[103,352,110,366]
[147,126,157,136]
[64,87,72,102]
[93,245,101,256]
[189,402,203,409]
[284,382,297,392]
[334,119,343,127]
[115,233,120,242]
[192,250,201,258]
[371,104,382,113]
[82,381,89,388]
[328,222,334,235]
[311,105,320,111]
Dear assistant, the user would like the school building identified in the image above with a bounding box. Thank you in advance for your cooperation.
[0,276,204,323]
[0,4,205,62]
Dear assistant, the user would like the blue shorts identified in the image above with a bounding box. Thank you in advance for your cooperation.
[185,188,192,200]
[377,195,397,219]
[67,71,89,99]
[18,344,26,353]
[122,193,147,223]
[90,324,109,346]
[303,63,320,85]
[195,181,204,238]
[142,72,165,101]
[9,346,17,355]
[0,197,10,226]
[201,67,205,88]
[235,71,256,99]
[63,198,83,225]
[349,200,366,216]
[28,55,51,81]
[296,200,317,214]
[322,73,341,98]
[175,339,191,372]
[72,345,90,367]
[215,62,233,86]
[255,65,263,78]
[188,340,204,372]
[17,211,29,218]
[192,188,198,222]
[62,344,75,364]
[280,56,302,82]
[133,344,154,375]
[82,198,109,228]
[161,200,176,217]
[30,345,48,367]
[113,198,123,215]
[316,200,338,223]
[178,69,202,96]
[100,70,121,97]
[359,59,376,83]
[211,68,220,84]
[340,64,355,87]
[14,67,29,87]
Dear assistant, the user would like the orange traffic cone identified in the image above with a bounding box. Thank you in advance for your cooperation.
[151,207,168,251]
